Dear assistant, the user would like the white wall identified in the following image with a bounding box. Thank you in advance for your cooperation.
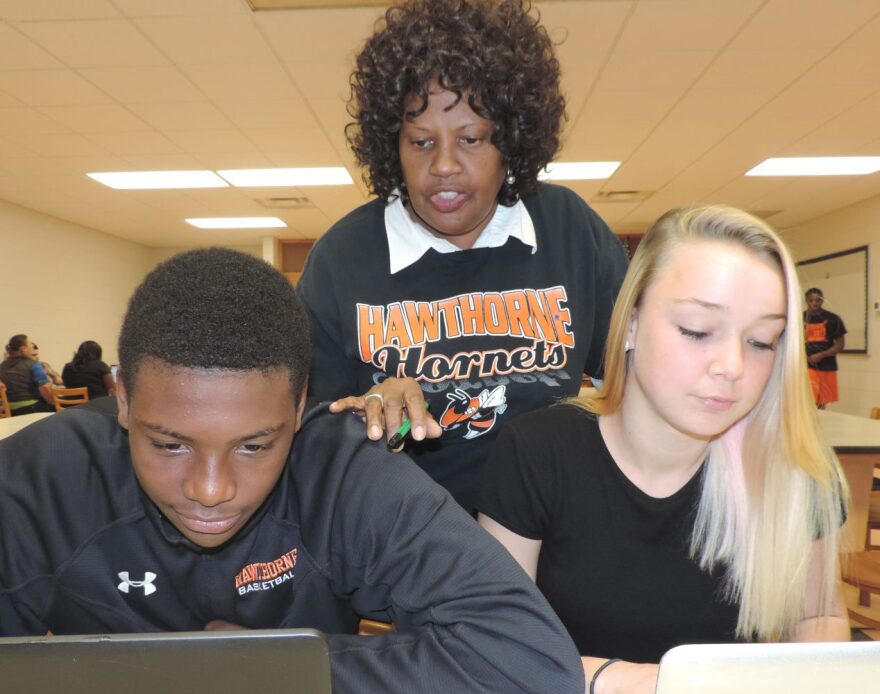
[149,245,262,266]
[0,200,153,371]
[782,193,880,417]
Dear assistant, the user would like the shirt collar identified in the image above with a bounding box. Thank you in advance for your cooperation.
[384,190,537,274]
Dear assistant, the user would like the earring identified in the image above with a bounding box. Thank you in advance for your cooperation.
[505,169,516,186]
[625,340,633,352]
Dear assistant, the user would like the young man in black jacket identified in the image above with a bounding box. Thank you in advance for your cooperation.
[0,248,582,693]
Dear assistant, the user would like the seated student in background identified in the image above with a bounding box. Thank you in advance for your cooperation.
[31,342,64,386]
[0,249,583,694]
[0,334,55,415]
[62,340,116,399]
[478,206,849,694]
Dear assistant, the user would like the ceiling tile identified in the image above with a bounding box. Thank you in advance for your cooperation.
[696,48,827,89]
[286,61,352,101]
[126,101,234,130]
[87,130,183,156]
[81,66,204,103]
[120,153,207,170]
[37,104,152,133]
[164,128,264,155]
[536,0,632,56]
[136,16,277,65]
[0,106,70,134]
[0,70,113,106]
[731,0,880,50]
[254,7,383,62]
[614,0,762,52]
[0,23,64,70]
[596,50,716,92]
[15,133,110,157]
[215,98,312,129]
[115,0,247,17]
[180,63,299,101]
[16,19,167,68]
[0,0,120,21]
[0,90,22,108]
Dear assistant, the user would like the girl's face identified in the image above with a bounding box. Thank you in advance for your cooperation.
[398,82,506,250]
[625,241,787,442]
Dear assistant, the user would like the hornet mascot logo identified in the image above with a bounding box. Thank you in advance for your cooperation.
[439,386,508,439]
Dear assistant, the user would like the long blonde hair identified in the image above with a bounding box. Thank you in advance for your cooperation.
[578,205,846,641]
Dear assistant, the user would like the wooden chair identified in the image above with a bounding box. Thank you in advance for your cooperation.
[0,383,10,419]
[842,553,880,630]
[51,386,89,412]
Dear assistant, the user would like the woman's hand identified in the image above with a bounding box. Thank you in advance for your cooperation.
[329,377,442,449]
[583,657,658,694]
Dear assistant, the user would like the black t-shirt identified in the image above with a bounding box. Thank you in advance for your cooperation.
[479,405,740,663]
[62,360,112,399]
[803,309,846,371]
[298,184,628,511]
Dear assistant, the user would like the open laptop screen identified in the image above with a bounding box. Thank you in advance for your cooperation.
[0,629,331,694]
[656,641,880,694]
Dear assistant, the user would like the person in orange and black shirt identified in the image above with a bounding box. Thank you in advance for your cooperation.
[804,287,846,408]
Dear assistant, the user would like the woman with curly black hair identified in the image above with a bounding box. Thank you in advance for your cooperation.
[299,0,628,512]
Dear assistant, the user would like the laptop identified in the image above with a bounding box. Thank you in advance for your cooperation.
[655,641,880,694]
[0,629,332,694]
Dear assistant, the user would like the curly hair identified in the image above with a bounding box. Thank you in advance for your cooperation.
[347,0,565,206]
[118,248,311,397]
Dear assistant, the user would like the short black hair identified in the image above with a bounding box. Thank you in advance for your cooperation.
[347,0,565,206]
[805,287,823,299]
[118,248,310,396]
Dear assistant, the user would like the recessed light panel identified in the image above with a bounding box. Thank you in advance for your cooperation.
[538,161,620,181]
[217,167,353,187]
[87,171,228,189]
[746,157,880,176]
[185,217,287,229]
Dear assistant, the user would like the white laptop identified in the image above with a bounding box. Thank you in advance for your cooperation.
[0,629,332,694]
[655,641,880,694]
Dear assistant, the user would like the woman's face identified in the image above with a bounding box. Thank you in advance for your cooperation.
[398,82,506,250]
[624,241,787,442]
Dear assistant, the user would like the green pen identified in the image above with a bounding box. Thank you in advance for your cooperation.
[387,401,430,450]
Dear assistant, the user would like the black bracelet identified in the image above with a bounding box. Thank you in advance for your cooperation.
[589,658,622,694]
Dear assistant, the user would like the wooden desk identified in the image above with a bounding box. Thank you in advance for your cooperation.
[817,410,880,553]
[0,412,53,441]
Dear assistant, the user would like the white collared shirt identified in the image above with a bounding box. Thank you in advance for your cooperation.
[384,190,537,274]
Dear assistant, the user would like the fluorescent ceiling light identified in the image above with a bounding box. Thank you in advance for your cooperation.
[185,217,287,229]
[746,157,880,176]
[87,171,228,189]
[218,167,353,187]
[538,161,620,181]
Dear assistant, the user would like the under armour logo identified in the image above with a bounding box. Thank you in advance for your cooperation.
[117,571,157,596]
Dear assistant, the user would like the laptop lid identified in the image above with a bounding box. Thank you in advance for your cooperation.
[656,641,880,694]
[0,629,332,694]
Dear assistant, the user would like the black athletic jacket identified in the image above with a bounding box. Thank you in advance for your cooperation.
[0,406,582,693]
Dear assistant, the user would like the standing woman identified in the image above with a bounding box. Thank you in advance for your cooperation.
[298,0,628,511]
[479,206,849,694]
[62,340,116,400]
[0,335,55,415]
